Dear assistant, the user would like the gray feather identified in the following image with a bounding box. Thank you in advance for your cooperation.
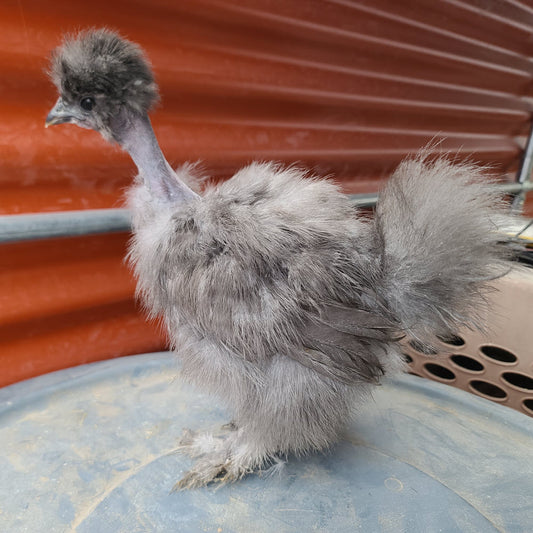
[128,156,512,392]
[374,155,511,341]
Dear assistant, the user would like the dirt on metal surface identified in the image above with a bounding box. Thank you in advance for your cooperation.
[1,353,532,532]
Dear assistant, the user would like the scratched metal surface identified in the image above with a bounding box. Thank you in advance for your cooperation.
[1,352,532,533]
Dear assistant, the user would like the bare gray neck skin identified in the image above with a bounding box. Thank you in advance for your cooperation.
[111,109,198,204]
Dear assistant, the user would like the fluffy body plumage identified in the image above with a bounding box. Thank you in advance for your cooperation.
[47,29,511,489]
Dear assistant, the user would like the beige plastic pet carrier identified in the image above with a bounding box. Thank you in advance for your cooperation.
[403,269,533,417]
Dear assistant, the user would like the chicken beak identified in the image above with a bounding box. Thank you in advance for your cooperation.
[45,97,77,127]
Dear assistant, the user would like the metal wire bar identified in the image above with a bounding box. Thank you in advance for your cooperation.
[0,182,531,243]
[0,209,131,243]
[351,181,533,208]
[512,123,533,211]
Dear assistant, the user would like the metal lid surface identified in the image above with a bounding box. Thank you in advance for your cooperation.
[1,352,532,532]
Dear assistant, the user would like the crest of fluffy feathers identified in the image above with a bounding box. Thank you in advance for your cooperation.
[49,28,158,133]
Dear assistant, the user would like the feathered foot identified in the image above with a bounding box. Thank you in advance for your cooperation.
[172,426,267,490]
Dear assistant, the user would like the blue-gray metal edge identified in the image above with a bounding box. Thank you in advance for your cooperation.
[0,183,531,243]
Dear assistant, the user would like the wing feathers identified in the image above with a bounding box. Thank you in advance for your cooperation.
[295,304,401,385]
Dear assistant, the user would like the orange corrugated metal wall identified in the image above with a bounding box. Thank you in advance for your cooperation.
[1,0,532,386]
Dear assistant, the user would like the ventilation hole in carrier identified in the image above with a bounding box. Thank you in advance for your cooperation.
[409,340,438,355]
[479,345,517,364]
[403,353,413,364]
[450,355,484,373]
[522,399,533,415]
[423,363,456,381]
[437,334,465,347]
[469,380,507,400]
[501,372,533,391]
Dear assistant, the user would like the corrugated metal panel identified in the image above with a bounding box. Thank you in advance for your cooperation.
[1,0,532,385]
[0,233,165,386]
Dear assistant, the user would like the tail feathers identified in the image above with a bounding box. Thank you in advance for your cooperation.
[375,155,512,342]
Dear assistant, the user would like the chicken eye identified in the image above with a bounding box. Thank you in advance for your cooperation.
[80,97,95,111]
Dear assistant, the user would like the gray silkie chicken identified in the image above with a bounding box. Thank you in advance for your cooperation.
[46,29,511,489]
